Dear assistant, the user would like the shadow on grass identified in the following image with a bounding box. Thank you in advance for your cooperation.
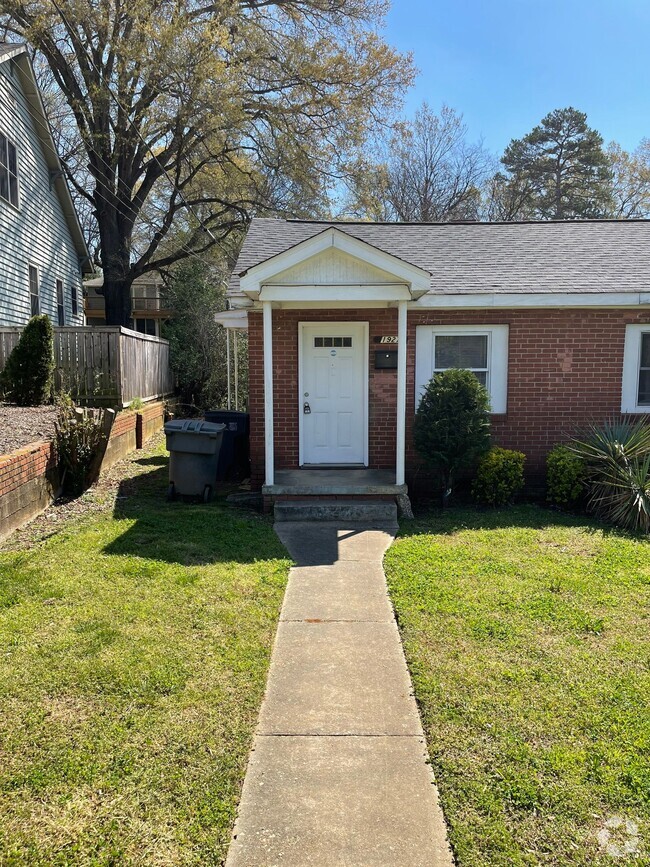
[400,502,634,541]
[131,455,168,467]
[103,463,286,566]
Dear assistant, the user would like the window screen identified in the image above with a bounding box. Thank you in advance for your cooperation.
[70,284,78,316]
[434,334,489,387]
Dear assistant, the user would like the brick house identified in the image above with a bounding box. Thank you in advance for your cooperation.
[225,217,650,508]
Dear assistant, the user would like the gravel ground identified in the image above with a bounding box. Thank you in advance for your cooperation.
[0,403,58,456]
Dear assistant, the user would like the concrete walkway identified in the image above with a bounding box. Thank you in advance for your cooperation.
[225,522,453,867]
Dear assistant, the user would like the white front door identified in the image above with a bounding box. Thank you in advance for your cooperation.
[300,323,367,465]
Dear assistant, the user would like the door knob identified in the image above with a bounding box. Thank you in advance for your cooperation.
[303,402,311,414]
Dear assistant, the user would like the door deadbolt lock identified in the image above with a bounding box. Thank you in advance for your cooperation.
[303,402,311,414]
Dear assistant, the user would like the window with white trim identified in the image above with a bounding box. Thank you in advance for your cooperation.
[621,325,650,412]
[0,132,19,207]
[415,325,509,413]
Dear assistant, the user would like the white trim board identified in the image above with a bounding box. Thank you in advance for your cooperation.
[622,324,650,413]
[415,324,509,414]
[413,292,650,309]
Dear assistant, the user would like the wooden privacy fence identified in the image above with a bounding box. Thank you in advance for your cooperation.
[0,326,174,407]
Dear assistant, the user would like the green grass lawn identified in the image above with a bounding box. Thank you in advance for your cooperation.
[0,440,290,865]
[385,506,650,867]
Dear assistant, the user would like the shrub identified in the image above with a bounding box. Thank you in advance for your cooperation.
[472,447,526,506]
[569,419,650,533]
[413,368,491,504]
[546,444,586,508]
[0,315,54,405]
[55,403,106,496]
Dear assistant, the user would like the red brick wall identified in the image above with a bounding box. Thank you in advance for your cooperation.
[0,440,59,541]
[248,307,650,488]
[0,440,56,498]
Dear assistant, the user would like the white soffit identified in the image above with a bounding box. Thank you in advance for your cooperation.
[214,309,249,330]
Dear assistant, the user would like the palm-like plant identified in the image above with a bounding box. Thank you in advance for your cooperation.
[569,419,650,533]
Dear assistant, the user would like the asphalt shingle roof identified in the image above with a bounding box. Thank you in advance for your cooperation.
[230,217,650,295]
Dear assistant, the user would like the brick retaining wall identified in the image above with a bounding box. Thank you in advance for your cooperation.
[1,402,167,541]
[0,440,59,542]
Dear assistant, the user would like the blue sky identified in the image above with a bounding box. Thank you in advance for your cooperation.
[383,0,650,156]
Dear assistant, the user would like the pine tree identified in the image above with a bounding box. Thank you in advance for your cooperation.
[501,108,612,219]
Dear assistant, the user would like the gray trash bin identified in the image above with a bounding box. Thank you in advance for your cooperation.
[165,419,225,502]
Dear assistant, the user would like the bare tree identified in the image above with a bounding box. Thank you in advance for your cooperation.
[349,103,493,222]
[607,140,650,218]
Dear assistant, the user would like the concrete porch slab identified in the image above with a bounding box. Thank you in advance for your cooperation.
[263,468,407,497]
[280,562,394,623]
[257,620,421,736]
[226,734,453,867]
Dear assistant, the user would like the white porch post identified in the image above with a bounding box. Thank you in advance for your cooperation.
[396,300,408,486]
[226,329,231,410]
[262,301,275,486]
[234,329,239,412]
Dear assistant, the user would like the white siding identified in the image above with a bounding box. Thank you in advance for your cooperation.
[0,59,83,326]
[266,247,403,286]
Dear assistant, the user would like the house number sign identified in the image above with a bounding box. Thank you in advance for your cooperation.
[377,336,398,344]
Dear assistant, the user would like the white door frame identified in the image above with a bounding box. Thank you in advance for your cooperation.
[298,321,369,467]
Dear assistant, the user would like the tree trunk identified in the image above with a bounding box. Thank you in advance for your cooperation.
[103,277,133,327]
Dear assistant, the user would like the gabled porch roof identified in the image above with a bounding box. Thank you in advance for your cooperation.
[239,226,431,304]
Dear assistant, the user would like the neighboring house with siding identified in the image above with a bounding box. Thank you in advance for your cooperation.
[84,273,171,336]
[0,43,92,327]
[226,217,650,508]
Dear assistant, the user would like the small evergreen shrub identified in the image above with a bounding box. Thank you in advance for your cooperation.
[546,444,586,508]
[472,447,526,506]
[0,315,54,405]
[413,368,491,504]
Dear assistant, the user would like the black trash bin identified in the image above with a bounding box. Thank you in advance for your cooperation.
[204,410,250,481]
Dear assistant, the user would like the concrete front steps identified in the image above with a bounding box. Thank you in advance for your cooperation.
[274,498,398,525]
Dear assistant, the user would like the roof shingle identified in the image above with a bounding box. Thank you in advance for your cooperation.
[230,217,650,295]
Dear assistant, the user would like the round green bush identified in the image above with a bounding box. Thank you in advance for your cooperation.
[472,446,526,506]
[546,444,586,508]
[0,315,54,405]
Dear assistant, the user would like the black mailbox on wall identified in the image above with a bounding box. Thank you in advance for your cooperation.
[375,349,398,370]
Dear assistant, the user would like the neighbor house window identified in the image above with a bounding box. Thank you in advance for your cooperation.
[0,132,19,207]
[56,279,65,325]
[29,265,39,316]
[415,325,509,414]
[70,284,78,316]
[621,325,650,412]
[133,317,157,336]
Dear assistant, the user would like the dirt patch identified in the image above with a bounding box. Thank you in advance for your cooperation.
[0,403,58,456]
